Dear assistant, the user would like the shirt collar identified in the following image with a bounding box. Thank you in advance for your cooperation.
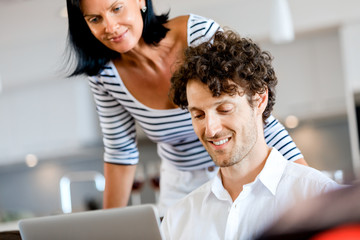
[257,148,288,195]
[204,170,231,203]
[206,148,288,201]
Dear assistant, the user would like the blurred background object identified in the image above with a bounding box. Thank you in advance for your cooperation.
[0,73,3,94]
[60,171,105,213]
[147,161,161,203]
[269,0,295,44]
[257,183,360,240]
[131,164,146,205]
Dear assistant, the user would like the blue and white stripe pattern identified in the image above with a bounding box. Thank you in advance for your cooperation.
[88,14,303,171]
[264,115,303,161]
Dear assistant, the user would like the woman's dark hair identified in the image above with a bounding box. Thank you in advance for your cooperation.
[66,0,169,76]
[170,30,278,123]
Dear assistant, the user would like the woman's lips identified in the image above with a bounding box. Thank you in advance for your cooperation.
[108,29,128,42]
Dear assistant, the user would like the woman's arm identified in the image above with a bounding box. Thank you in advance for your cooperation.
[103,163,137,208]
[88,74,140,208]
[294,158,308,166]
[264,115,308,165]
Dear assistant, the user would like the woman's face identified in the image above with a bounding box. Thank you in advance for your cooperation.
[80,0,145,53]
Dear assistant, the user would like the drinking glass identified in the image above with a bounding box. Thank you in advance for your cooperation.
[147,161,161,203]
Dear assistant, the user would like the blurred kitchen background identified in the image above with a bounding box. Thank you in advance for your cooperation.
[1,0,360,228]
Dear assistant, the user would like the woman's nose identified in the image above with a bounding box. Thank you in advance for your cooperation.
[104,16,117,33]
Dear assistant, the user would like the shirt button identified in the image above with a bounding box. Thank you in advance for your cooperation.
[207,166,215,172]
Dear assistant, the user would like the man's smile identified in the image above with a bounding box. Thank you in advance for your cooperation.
[212,138,230,146]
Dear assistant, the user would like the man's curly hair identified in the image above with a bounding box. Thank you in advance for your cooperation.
[170,30,277,123]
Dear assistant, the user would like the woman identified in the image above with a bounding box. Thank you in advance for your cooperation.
[66,0,307,216]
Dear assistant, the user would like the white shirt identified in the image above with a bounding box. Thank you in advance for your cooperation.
[161,148,340,240]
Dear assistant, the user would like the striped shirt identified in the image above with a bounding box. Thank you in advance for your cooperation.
[88,14,303,171]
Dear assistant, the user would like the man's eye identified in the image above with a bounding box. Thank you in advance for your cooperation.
[218,104,233,113]
[193,114,204,119]
[219,109,231,113]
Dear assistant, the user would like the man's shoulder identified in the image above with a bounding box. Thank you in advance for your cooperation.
[269,161,341,210]
[283,161,340,190]
[285,161,325,178]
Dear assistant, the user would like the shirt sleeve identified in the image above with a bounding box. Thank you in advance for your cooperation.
[88,75,139,165]
[187,14,221,47]
[264,115,304,161]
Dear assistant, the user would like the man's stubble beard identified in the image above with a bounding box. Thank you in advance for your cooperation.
[210,117,258,168]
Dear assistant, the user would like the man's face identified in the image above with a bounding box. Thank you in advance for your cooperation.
[187,80,259,167]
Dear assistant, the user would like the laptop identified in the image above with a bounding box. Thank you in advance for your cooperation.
[18,204,163,240]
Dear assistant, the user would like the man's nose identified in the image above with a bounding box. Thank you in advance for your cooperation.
[205,115,222,138]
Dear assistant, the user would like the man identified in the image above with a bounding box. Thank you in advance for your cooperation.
[161,30,341,240]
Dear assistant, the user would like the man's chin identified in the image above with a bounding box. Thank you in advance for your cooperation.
[214,158,237,168]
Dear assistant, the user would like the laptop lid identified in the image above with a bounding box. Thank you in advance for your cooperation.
[18,204,163,240]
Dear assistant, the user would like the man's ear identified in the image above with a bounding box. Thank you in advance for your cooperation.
[256,89,268,116]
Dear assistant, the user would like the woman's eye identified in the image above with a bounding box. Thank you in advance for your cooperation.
[88,17,99,23]
[113,6,122,12]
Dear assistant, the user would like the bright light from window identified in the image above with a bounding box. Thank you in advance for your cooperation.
[285,115,299,129]
[25,154,39,168]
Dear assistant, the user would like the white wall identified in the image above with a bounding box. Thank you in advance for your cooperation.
[0,78,100,165]
[0,37,100,165]
[262,29,345,120]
